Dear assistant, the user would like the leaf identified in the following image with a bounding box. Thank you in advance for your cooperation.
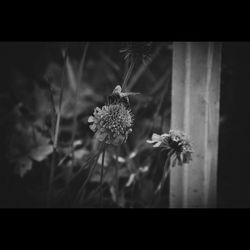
[97,151,110,167]
[15,157,33,178]
[139,165,149,173]
[66,57,78,91]
[110,185,116,203]
[125,173,136,187]
[73,148,89,160]
[29,145,53,162]
[128,151,137,159]
[111,154,126,163]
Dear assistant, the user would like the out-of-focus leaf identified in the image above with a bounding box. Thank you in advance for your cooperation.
[73,140,82,147]
[97,151,110,167]
[128,151,137,159]
[66,57,77,91]
[111,155,126,163]
[29,145,53,162]
[91,164,129,184]
[125,165,149,187]
[44,60,104,119]
[110,185,116,203]
[14,157,33,178]
[73,148,89,160]
[126,173,136,187]
[139,166,149,173]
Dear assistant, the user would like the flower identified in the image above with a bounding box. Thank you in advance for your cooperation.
[88,103,133,146]
[120,42,153,65]
[147,130,193,165]
[146,133,169,148]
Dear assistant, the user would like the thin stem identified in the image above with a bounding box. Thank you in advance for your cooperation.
[154,70,171,118]
[85,164,111,203]
[70,42,89,163]
[114,146,120,204]
[69,150,100,184]
[122,60,135,91]
[75,143,104,205]
[46,79,57,143]
[65,43,89,204]
[155,149,175,194]
[47,51,67,207]
[127,45,163,91]
[99,146,106,207]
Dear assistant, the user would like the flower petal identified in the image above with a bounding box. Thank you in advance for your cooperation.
[97,132,107,142]
[112,135,125,145]
[88,116,94,123]
[146,139,155,144]
[151,133,161,141]
[89,124,96,132]
[153,141,162,147]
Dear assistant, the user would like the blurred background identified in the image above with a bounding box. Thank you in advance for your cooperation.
[0,41,249,208]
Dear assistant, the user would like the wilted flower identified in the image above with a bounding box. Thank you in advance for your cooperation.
[146,133,169,148]
[88,103,133,146]
[120,42,153,65]
[147,130,193,165]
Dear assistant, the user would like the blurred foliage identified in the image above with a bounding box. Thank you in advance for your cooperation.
[2,42,173,208]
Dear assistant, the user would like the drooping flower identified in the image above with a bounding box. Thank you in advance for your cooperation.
[88,103,133,146]
[147,130,193,165]
[146,133,169,148]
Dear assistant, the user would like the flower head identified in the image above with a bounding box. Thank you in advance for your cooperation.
[88,103,133,146]
[147,130,193,165]
[120,42,153,65]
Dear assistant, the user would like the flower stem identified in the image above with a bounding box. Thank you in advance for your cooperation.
[75,142,104,206]
[155,149,174,194]
[99,146,106,207]
[70,42,89,164]
[122,60,135,91]
[47,50,67,207]
[114,146,120,205]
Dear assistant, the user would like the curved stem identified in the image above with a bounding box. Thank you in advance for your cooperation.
[155,149,175,194]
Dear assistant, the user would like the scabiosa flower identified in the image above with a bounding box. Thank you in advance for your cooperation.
[88,104,133,146]
[147,130,193,165]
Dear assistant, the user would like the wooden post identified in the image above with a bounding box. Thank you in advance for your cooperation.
[169,42,222,208]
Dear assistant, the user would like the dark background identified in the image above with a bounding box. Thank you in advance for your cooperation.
[218,42,250,208]
[0,42,249,208]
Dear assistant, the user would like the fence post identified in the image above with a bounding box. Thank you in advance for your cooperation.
[169,42,222,208]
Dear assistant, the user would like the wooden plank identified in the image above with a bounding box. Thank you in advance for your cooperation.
[169,42,222,208]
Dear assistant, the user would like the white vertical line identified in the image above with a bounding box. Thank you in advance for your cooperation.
[183,42,191,208]
[204,43,214,207]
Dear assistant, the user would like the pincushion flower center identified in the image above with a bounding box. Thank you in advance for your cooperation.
[88,103,133,145]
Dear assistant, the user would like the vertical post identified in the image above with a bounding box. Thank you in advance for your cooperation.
[169,42,222,208]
